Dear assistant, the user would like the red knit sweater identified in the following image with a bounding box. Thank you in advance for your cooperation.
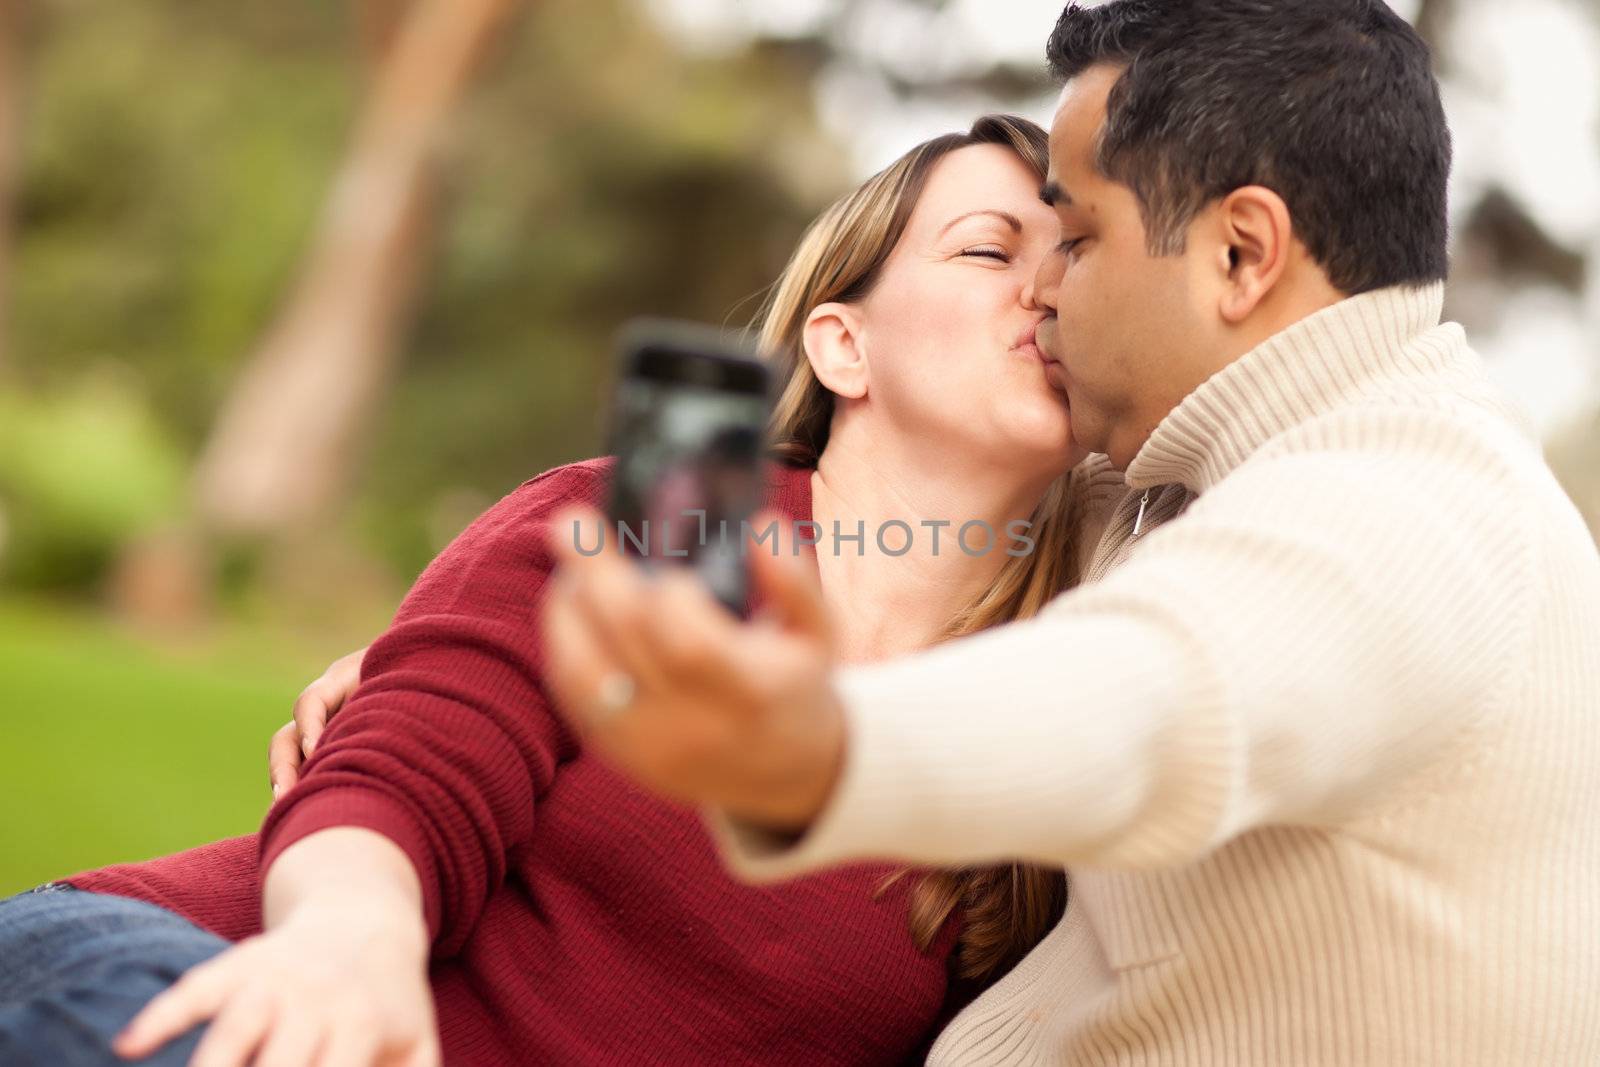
[68,459,962,1066]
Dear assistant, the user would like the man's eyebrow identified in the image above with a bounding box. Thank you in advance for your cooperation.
[1039,180,1072,207]
[937,209,1023,238]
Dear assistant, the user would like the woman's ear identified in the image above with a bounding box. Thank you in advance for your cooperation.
[802,303,869,400]
[1215,185,1292,324]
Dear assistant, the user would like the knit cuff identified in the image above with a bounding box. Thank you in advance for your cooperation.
[259,786,442,942]
[700,682,892,883]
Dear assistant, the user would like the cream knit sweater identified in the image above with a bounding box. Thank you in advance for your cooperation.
[707,283,1600,1064]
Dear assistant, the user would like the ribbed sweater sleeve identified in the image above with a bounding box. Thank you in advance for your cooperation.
[258,460,607,952]
[707,408,1538,881]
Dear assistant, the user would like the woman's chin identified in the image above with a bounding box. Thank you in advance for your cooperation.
[1015,347,1069,392]
[1014,397,1075,449]
[999,420,1078,475]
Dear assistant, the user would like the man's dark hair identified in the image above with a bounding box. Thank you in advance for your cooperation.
[1046,0,1451,294]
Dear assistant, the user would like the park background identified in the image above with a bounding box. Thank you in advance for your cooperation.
[2,0,1598,893]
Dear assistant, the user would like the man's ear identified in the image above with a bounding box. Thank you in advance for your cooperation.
[1214,185,1293,324]
[802,303,868,400]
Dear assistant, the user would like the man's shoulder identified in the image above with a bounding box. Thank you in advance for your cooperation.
[1196,384,1578,579]
[1289,326,1537,461]
[1254,372,1543,483]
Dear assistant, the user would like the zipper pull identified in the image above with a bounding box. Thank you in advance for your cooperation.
[1132,487,1152,537]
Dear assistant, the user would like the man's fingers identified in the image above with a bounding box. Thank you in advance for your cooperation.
[548,506,615,565]
[294,646,368,759]
[291,686,333,760]
[114,958,236,1059]
[549,507,679,691]
[546,503,802,726]
[645,569,741,683]
[268,722,303,799]
[317,647,369,747]
[568,564,675,692]
[747,512,832,643]
[541,576,627,737]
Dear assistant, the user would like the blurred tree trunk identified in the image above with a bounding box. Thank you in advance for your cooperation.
[356,0,414,67]
[191,0,521,536]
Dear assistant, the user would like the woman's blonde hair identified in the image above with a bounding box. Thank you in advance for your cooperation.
[750,115,1077,985]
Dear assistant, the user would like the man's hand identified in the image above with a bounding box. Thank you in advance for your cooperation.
[268,646,368,800]
[541,506,846,834]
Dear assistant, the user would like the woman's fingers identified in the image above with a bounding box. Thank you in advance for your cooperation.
[399,1037,443,1067]
[268,721,303,799]
[251,1007,324,1067]
[114,955,237,1059]
[312,1022,382,1067]
[186,984,276,1067]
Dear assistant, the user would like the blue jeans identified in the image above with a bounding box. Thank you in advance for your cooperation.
[0,885,229,1066]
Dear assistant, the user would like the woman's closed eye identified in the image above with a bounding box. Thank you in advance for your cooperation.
[959,245,1011,262]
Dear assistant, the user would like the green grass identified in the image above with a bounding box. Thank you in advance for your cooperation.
[0,600,329,895]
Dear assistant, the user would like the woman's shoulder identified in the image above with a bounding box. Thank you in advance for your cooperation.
[509,456,617,511]
[498,455,812,525]
[445,457,615,552]
[452,455,812,562]
[389,458,616,619]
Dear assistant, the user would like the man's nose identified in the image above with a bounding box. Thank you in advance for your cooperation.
[1028,247,1063,313]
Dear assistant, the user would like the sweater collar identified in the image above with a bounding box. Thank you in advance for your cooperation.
[764,459,815,524]
[1123,282,1447,494]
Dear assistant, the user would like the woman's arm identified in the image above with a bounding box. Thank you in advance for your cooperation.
[115,828,437,1067]
[260,460,609,954]
[107,461,612,1066]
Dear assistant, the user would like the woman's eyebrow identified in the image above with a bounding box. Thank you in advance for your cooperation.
[937,209,1022,238]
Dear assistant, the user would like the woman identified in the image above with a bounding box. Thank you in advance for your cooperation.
[0,114,1107,1066]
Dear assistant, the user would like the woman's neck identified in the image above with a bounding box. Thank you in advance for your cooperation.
[808,428,1053,664]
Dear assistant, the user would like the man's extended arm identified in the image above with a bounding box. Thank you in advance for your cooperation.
[706,419,1533,882]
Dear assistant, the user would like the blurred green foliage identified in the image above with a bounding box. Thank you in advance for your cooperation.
[11,3,353,445]
[0,373,185,590]
[0,598,318,894]
[0,0,844,883]
[3,0,837,592]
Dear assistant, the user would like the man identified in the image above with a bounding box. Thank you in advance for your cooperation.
[544,1,1600,1062]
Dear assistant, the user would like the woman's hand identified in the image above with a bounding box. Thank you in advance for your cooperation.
[114,898,437,1067]
[269,646,368,799]
[116,829,437,1067]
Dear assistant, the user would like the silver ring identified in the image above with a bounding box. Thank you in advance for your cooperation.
[594,672,637,721]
